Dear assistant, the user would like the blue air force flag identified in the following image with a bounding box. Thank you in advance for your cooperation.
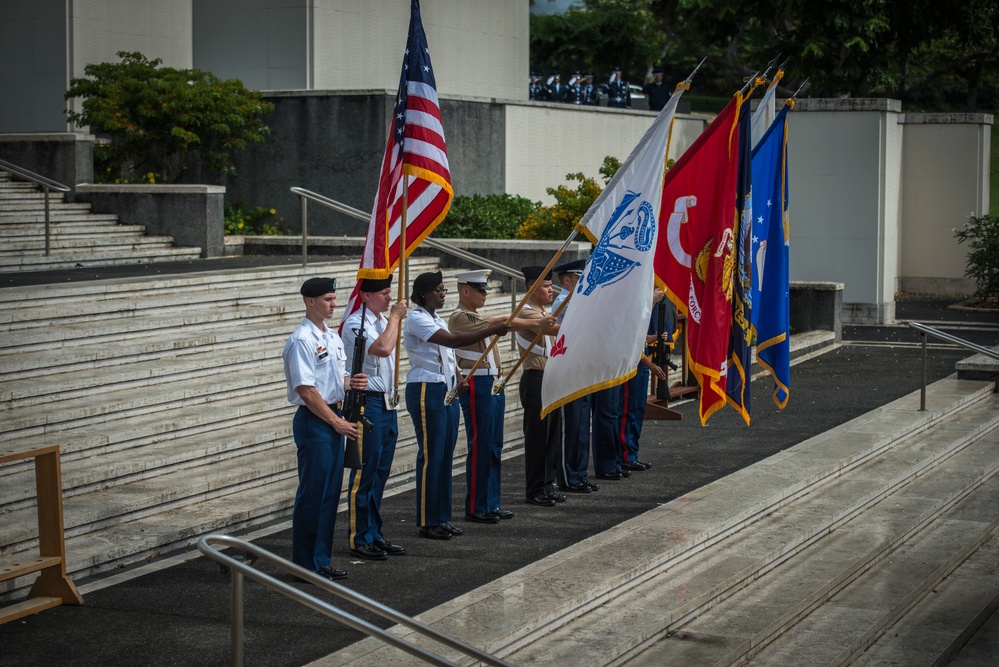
[541,88,686,418]
[751,102,792,408]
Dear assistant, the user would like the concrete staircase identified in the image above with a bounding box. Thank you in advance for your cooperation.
[316,376,999,666]
[0,171,202,270]
[0,258,529,601]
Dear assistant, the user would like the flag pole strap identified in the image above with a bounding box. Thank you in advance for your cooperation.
[444,224,585,400]
[491,287,574,396]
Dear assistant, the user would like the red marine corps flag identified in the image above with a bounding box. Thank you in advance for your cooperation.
[655,93,743,425]
[342,0,453,323]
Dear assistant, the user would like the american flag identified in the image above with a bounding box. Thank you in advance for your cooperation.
[343,0,452,325]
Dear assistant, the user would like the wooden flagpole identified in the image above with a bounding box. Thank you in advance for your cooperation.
[390,177,409,408]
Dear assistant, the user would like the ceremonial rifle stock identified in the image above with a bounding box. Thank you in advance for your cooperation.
[343,304,374,469]
[654,301,679,400]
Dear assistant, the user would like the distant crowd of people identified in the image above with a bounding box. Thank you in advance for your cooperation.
[529,66,672,112]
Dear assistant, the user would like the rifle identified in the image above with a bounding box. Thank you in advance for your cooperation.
[343,304,374,469]
[654,300,679,400]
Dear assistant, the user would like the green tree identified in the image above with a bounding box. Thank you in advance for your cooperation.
[531,2,668,84]
[435,193,540,239]
[65,51,274,183]
[531,1,999,111]
[518,156,621,241]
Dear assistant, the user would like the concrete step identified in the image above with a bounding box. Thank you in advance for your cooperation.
[740,471,999,666]
[1,236,187,253]
[0,223,148,237]
[0,248,205,272]
[0,408,528,596]
[0,257,441,323]
[0,213,120,223]
[853,534,999,666]
[311,377,997,667]
[621,404,999,666]
[0,200,90,213]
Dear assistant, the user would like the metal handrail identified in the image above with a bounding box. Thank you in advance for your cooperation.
[198,534,514,667]
[0,157,71,257]
[907,321,999,411]
[290,187,528,340]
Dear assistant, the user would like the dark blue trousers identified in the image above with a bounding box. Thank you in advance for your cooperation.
[346,395,398,549]
[291,406,345,571]
[459,375,505,515]
[591,385,624,476]
[556,394,590,487]
[407,382,459,528]
[622,364,650,463]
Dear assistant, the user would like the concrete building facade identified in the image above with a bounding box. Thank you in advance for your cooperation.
[0,1,991,323]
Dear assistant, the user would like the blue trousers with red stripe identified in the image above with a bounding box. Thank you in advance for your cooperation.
[407,381,460,528]
[459,375,505,515]
[346,395,398,549]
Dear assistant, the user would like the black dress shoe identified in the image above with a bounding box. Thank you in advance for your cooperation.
[595,472,622,480]
[546,492,567,503]
[559,483,591,494]
[491,508,515,519]
[372,538,406,555]
[526,495,556,506]
[622,461,646,472]
[584,480,601,491]
[419,526,452,540]
[350,543,388,560]
[634,459,653,470]
[621,469,631,478]
[315,565,347,581]
[441,522,464,536]
[465,512,500,524]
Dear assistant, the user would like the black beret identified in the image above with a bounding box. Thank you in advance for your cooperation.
[412,271,443,295]
[521,265,552,283]
[300,277,337,298]
[554,258,587,276]
[652,67,664,74]
[359,276,392,292]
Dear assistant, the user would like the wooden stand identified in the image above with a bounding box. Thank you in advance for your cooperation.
[0,444,82,624]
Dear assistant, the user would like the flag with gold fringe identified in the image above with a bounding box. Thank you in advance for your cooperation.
[540,89,687,418]
[654,93,742,425]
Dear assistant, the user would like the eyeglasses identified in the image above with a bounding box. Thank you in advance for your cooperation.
[434,287,448,295]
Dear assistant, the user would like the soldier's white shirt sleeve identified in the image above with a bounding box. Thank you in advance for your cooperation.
[282,319,348,405]
[407,308,443,342]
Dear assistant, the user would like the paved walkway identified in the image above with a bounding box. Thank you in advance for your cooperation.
[0,295,996,666]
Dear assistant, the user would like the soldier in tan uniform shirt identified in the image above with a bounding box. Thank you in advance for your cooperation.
[448,269,551,523]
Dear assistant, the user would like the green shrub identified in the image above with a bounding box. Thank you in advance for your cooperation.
[65,51,273,184]
[224,201,289,236]
[435,193,540,239]
[517,156,622,241]
[955,213,999,304]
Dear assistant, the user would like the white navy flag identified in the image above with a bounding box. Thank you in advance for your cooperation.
[541,88,686,417]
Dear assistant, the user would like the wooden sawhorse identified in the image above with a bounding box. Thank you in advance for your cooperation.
[0,444,82,623]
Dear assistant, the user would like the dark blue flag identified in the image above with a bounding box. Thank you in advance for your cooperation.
[725,96,754,424]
